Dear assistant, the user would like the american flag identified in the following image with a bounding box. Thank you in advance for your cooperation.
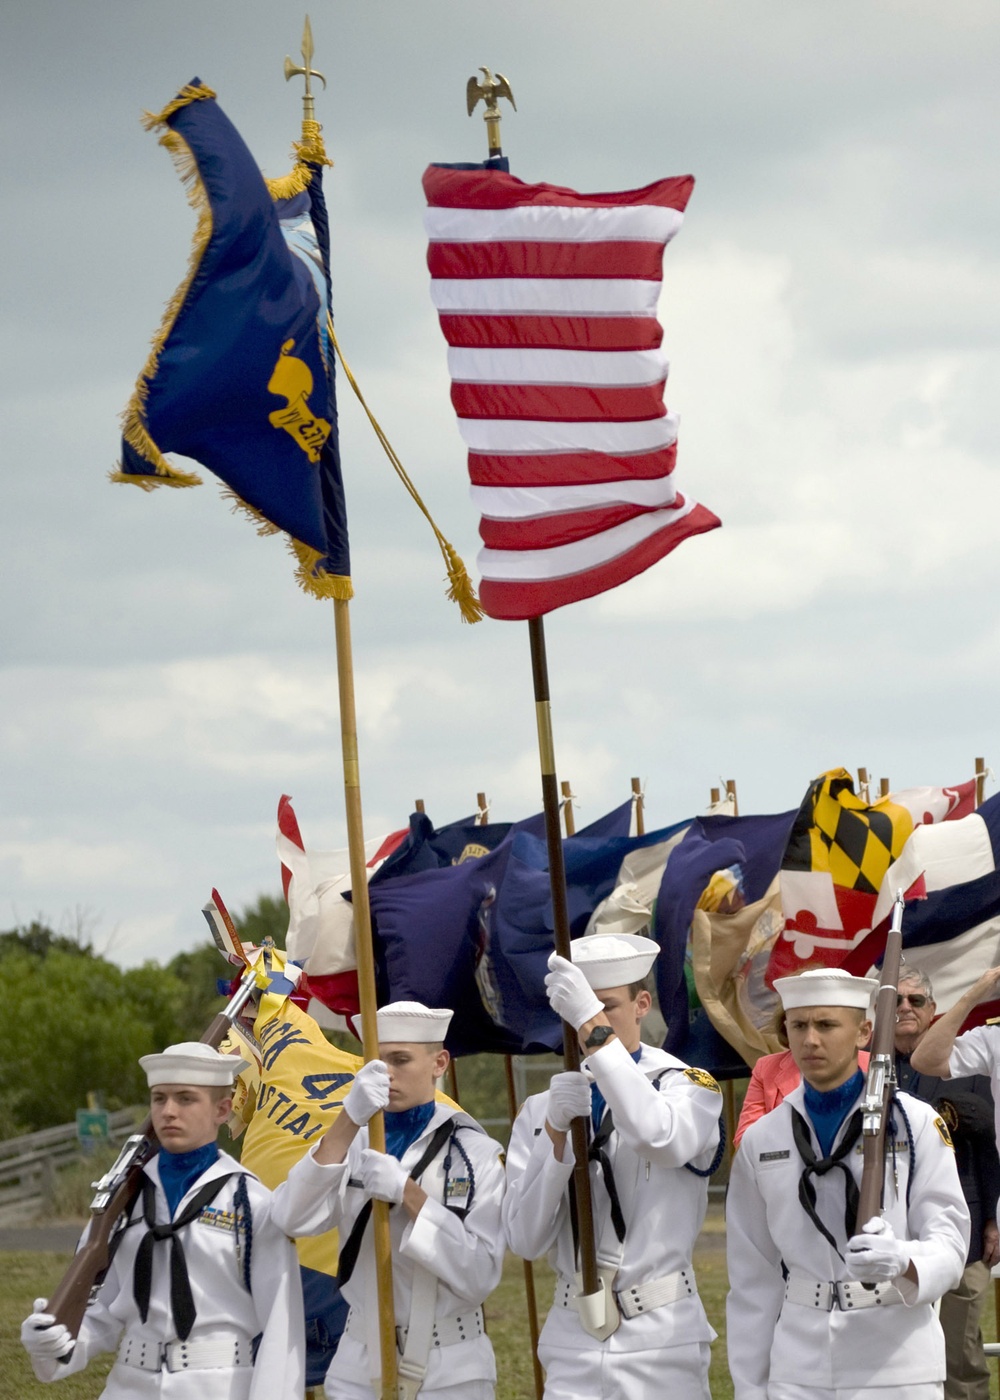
[423,163,720,621]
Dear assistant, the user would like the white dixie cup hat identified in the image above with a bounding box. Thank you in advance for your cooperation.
[139,1041,250,1088]
[570,933,660,990]
[356,1001,454,1045]
[773,966,879,1013]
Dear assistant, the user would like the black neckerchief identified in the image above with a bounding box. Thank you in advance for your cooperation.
[790,1106,862,1259]
[132,1171,235,1339]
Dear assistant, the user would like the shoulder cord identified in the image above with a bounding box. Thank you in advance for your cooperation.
[233,1172,253,1293]
[888,1095,916,1210]
[441,1128,476,1221]
[652,1071,727,1177]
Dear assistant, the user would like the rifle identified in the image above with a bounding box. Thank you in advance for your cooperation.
[45,961,260,1341]
[856,889,905,1229]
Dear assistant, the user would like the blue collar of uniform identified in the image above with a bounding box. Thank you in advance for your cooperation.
[384,1100,436,1161]
[591,1047,644,1131]
[158,1141,219,1218]
[803,1069,864,1158]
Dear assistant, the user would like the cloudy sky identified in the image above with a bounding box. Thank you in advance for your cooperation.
[2,1,997,966]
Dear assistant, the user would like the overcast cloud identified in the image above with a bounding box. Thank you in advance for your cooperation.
[2,1,998,965]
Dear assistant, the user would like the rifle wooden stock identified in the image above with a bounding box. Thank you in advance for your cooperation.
[855,892,905,1231]
[46,1141,152,1339]
[46,962,258,1340]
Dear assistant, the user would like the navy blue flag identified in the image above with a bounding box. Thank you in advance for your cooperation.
[115,81,350,598]
[656,811,798,1077]
[369,804,677,1056]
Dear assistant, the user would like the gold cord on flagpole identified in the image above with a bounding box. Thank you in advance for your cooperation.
[327,314,484,623]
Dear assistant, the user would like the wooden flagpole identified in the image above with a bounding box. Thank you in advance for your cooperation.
[976,756,987,808]
[332,599,398,1399]
[528,616,600,1298]
[474,787,544,1400]
[561,779,576,836]
[283,23,396,1391]
[631,776,645,836]
[504,1054,545,1400]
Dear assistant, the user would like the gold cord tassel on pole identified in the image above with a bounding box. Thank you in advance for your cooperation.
[328,315,484,623]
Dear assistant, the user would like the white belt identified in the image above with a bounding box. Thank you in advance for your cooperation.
[344,1305,485,1350]
[783,1276,904,1312]
[118,1331,254,1372]
[555,1268,695,1320]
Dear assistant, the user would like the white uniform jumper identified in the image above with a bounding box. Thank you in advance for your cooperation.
[28,1150,306,1400]
[271,1103,506,1399]
[727,1081,970,1400]
[503,1038,722,1400]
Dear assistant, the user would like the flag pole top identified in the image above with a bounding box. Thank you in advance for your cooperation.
[284,15,327,128]
[467,66,515,157]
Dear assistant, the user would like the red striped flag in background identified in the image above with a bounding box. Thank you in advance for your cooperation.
[423,163,720,621]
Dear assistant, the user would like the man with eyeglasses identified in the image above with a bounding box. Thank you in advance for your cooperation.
[907,967,1000,1400]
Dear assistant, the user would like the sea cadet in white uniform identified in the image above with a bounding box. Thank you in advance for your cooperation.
[503,933,723,1400]
[271,1001,506,1400]
[727,969,970,1400]
[20,1041,306,1400]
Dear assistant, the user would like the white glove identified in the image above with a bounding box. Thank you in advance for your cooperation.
[544,952,603,1030]
[343,1060,391,1126]
[357,1147,409,1205]
[546,1071,592,1133]
[21,1300,74,1360]
[844,1216,910,1283]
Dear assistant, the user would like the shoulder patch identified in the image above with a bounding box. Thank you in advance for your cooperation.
[684,1067,722,1093]
[933,1114,955,1149]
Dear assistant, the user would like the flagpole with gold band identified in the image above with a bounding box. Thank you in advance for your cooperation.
[467,64,604,1317]
[284,21,398,1397]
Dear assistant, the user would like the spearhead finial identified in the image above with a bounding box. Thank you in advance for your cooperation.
[284,14,327,127]
[466,66,515,157]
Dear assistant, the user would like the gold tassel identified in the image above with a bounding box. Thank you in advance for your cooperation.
[116,123,213,488]
[327,316,484,624]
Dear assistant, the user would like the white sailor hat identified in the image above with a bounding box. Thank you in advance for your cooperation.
[774,967,878,1012]
[570,934,660,990]
[357,1001,454,1045]
[139,1041,250,1089]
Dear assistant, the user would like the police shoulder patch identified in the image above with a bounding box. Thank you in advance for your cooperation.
[684,1067,722,1093]
[933,1115,955,1149]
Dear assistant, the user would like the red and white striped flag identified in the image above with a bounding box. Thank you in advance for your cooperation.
[424,163,720,621]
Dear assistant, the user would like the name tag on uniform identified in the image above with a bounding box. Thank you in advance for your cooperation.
[198,1206,238,1233]
[758,1150,790,1162]
[446,1177,470,1202]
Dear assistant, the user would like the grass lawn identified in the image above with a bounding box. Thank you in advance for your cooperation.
[3,1231,999,1399]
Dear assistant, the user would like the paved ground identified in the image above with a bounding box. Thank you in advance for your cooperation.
[0,1225,82,1251]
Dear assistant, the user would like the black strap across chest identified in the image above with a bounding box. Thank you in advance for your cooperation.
[790,1106,863,1258]
[338,1119,454,1287]
[132,1172,235,1340]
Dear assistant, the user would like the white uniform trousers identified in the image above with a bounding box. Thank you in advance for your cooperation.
[768,1385,942,1400]
[537,1337,711,1400]
[326,1380,493,1400]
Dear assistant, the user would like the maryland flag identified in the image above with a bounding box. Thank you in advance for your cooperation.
[767,768,914,982]
[115,81,350,599]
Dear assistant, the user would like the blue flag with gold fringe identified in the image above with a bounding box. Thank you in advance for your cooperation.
[115,81,350,598]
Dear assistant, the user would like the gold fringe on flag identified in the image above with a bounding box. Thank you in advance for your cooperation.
[265,120,332,201]
[223,490,353,601]
[327,316,484,624]
[114,90,218,489]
